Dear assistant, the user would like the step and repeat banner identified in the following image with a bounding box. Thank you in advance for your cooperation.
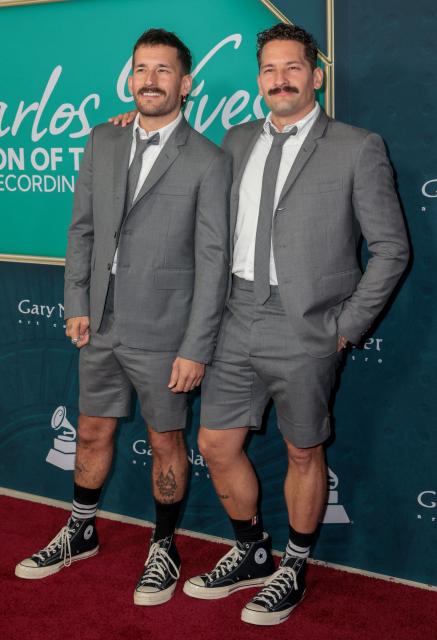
[0,0,436,587]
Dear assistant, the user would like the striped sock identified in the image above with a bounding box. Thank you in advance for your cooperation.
[285,539,310,559]
[284,524,316,560]
[71,483,102,521]
[72,500,99,521]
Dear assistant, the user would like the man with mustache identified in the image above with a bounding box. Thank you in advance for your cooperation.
[15,28,230,607]
[181,23,408,625]
[105,22,408,625]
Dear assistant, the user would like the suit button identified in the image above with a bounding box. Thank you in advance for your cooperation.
[107,263,111,270]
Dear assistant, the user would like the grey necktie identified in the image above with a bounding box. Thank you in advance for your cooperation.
[253,123,298,304]
[125,129,160,209]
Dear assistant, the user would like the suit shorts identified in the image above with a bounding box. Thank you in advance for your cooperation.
[200,277,343,448]
[79,277,187,431]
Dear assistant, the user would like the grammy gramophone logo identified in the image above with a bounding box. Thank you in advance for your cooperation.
[322,468,351,524]
[45,406,76,471]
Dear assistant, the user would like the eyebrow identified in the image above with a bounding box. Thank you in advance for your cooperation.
[134,62,173,69]
[261,60,303,69]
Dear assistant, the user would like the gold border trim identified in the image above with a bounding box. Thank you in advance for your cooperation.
[0,1,66,7]
[1,0,334,264]
[0,253,65,266]
[0,0,67,263]
[259,0,335,116]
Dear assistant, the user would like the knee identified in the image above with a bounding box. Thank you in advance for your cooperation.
[198,428,238,468]
[77,415,117,448]
[286,441,324,472]
[148,428,185,461]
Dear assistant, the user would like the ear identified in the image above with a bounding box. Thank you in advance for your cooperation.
[313,66,324,91]
[181,74,193,100]
[128,74,133,96]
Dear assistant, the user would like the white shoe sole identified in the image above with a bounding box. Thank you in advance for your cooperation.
[183,576,268,600]
[134,581,177,606]
[240,591,305,626]
[14,546,99,580]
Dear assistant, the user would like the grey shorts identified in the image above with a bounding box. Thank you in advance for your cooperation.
[79,278,187,432]
[200,277,343,448]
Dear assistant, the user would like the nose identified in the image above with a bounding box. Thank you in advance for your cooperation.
[144,70,158,86]
[272,68,287,87]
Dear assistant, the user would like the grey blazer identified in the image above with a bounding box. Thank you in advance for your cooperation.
[223,109,409,357]
[64,117,231,364]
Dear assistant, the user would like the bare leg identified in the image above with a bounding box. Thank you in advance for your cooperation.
[283,439,327,532]
[198,425,258,519]
[74,414,118,489]
[148,426,188,503]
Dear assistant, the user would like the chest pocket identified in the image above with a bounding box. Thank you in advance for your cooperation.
[303,178,343,194]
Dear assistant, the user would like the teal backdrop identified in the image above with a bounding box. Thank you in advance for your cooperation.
[0,0,436,588]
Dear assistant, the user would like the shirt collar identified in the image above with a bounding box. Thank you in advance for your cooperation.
[133,111,183,147]
[264,102,320,138]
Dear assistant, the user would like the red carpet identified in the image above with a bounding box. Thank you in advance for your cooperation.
[1,495,436,640]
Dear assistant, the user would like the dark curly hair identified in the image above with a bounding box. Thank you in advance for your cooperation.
[256,23,319,70]
[133,28,192,74]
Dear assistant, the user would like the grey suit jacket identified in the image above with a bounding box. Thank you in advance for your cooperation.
[223,109,409,357]
[64,117,231,364]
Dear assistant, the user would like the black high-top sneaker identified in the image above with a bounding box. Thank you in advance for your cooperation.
[183,533,275,599]
[134,535,181,606]
[15,517,99,579]
[241,555,307,626]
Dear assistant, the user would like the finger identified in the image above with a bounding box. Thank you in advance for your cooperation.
[175,372,190,393]
[69,323,81,343]
[189,377,202,391]
[77,333,90,349]
[168,362,179,389]
[76,328,90,347]
[183,379,194,393]
[78,318,90,336]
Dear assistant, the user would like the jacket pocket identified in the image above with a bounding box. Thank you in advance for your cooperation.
[319,268,362,301]
[303,178,343,194]
[154,268,195,290]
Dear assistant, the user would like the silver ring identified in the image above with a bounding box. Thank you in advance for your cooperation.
[71,338,78,345]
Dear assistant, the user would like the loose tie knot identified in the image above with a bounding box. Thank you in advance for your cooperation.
[269,123,298,147]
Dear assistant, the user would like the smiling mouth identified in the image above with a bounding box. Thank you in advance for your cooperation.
[139,89,165,98]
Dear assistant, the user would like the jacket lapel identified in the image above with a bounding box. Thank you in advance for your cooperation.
[277,109,329,206]
[113,122,135,229]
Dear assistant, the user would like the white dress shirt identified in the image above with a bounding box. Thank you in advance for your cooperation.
[111,111,183,274]
[232,102,320,284]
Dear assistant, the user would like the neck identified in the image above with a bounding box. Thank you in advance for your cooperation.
[270,101,316,132]
[138,109,181,133]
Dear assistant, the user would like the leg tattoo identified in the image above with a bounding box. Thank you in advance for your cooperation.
[156,466,177,503]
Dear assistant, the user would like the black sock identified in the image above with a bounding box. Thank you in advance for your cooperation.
[71,483,102,521]
[153,499,183,541]
[285,523,316,559]
[230,513,263,544]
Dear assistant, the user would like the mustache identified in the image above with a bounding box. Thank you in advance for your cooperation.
[137,86,166,96]
[268,85,299,96]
